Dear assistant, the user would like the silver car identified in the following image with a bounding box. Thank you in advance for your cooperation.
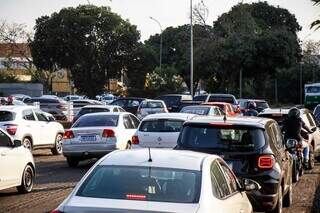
[53,149,258,213]
[136,99,168,120]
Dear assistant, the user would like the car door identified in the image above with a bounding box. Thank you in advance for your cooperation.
[306,112,320,151]
[121,115,136,149]
[0,131,23,189]
[209,160,247,213]
[21,109,39,145]
[34,109,53,145]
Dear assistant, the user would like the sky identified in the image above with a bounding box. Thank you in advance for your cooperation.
[1,0,320,42]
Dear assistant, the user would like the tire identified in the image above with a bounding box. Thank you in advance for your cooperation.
[267,185,283,213]
[17,165,34,194]
[308,147,315,170]
[126,141,132,149]
[22,137,32,151]
[51,134,63,155]
[292,162,299,183]
[283,177,293,207]
[67,157,79,168]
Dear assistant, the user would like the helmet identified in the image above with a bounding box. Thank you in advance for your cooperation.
[7,96,13,104]
[0,98,6,105]
[288,107,300,118]
[247,101,256,109]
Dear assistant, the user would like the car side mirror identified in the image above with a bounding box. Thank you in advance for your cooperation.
[48,116,55,122]
[13,140,22,147]
[240,178,261,192]
[311,126,317,132]
[285,139,297,150]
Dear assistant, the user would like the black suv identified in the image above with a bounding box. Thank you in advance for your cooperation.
[175,116,293,213]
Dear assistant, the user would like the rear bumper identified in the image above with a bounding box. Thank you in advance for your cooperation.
[62,143,116,158]
[247,189,278,211]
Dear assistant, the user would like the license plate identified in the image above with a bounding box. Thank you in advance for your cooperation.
[80,135,97,142]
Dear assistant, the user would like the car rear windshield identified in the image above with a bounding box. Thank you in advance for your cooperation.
[258,114,287,128]
[0,111,15,121]
[78,108,110,116]
[74,114,118,127]
[157,96,181,107]
[193,95,207,101]
[140,101,164,109]
[208,96,235,104]
[256,102,269,109]
[178,125,265,152]
[77,165,201,203]
[180,107,209,115]
[139,119,184,132]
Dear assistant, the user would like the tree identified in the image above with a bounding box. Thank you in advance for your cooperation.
[30,5,140,97]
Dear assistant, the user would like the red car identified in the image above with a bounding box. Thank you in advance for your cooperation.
[202,102,239,116]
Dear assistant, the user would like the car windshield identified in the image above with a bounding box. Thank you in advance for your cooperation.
[140,101,164,109]
[208,96,235,104]
[74,114,118,127]
[157,96,180,107]
[180,107,209,115]
[77,165,201,203]
[256,102,269,109]
[178,126,265,152]
[0,111,15,121]
[78,108,110,116]
[139,119,184,132]
[306,86,320,93]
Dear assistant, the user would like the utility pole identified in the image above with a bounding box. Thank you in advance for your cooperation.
[190,0,194,97]
[150,17,163,72]
[239,68,243,98]
[300,62,303,104]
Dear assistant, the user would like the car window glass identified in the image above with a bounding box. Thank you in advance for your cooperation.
[0,111,15,121]
[219,163,238,194]
[128,100,140,107]
[22,109,36,121]
[123,115,134,129]
[0,131,11,147]
[210,161,230,198]
[227,105,233,112]
[119,107,126,112]
[130,115,140,128]
[112,99,126,107]
[302,113,311,127]
[113,108,118,112]
[139,120,184,132]
[34,110,48,122]
[306,113,316,127]
[74,115,119,127]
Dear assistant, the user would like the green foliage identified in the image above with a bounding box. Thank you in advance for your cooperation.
[30,5,140,97]
[0,72,19,83]
[145,65,186,96]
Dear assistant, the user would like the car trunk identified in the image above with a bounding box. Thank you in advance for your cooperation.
[71,127,116,144]
[139,132,180,148]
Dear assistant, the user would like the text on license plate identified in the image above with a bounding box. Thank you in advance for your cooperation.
[80,135,97,142]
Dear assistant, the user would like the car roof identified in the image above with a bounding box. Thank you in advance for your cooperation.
[100,149,218,171]
[259,108,290,115]
[142,113,196,121]
[157,94,191,97]
[203,102,230,106]
[185,115,271,129]
[81,111,130,117]
[81,105,114,109]
[182,105,215,109]
[0,105,37,112]
[238,99,267,102]
[115,97,145,100]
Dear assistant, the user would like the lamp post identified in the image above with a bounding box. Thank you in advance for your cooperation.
[150,17,163,72]
[300,61,304,104]
[190,0,194,97]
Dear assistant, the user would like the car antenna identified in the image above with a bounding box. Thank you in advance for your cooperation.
[148,147,152,162]
[223,114,227,122]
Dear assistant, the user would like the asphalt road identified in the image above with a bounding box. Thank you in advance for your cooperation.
[0,150,320,213]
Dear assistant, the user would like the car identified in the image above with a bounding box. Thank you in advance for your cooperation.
[238,99,270,113]
[11,94,32,102]
[175,116,293,212]
[180,105,224,116]
[156,94,192,112]
[100,94,117,104]
[0,106,65,155]
[193,93,240,112]
[110,97,146,115]
[71,99,103,117]
[259,108,320,163]
[0,129,35,193]
[24,97,69,121]
[133,113,196,148]
[313,104,320,123]
[62,112,140,167]
[63,95,83,102]
[52,149,257,213]
[136,99,168,120]
[72,105,126,123]
[201,102,239,116]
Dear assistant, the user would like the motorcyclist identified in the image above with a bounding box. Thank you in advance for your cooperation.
[283,107,312,168]
[243,101,258,116]
[7,96,14,105]
[0,98,6,105]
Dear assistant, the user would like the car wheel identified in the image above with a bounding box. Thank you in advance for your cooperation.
[67,157,79,168]
[267,185,283,213]
[22,137,32,151]
[283,177,292,207]
[292,163,299,183]
[126,141,132,149]
[17,165,34,193]
[308,146,315,170]
[51,134,63,155]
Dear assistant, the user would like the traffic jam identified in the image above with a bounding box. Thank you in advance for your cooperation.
[0,93,320,213]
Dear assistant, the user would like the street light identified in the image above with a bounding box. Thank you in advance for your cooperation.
[150,16,163,71]
[190,0,194,97]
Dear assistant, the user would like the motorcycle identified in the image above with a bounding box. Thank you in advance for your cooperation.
[285,139,304,183]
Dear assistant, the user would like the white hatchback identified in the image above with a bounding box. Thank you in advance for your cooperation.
[52,149,257,213]
[133,113,196,148]
[62,112,140,167]
[136,100,168,120]
[0,106,65,155]
[0,129,35,193]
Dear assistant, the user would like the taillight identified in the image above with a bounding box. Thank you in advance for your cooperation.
[132,135,139,144]
[63,130,74,139]
[102,129,115,138]
[4,124,17,135]
[258,155,274,169]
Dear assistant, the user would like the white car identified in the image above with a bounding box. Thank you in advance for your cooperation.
[62,112,140,167]
[133,113,196,148]
[72,105,126,123]
[52,149,257,213]
[137,99,168,120]
[0,129,35,193]
[0,106,65,155]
